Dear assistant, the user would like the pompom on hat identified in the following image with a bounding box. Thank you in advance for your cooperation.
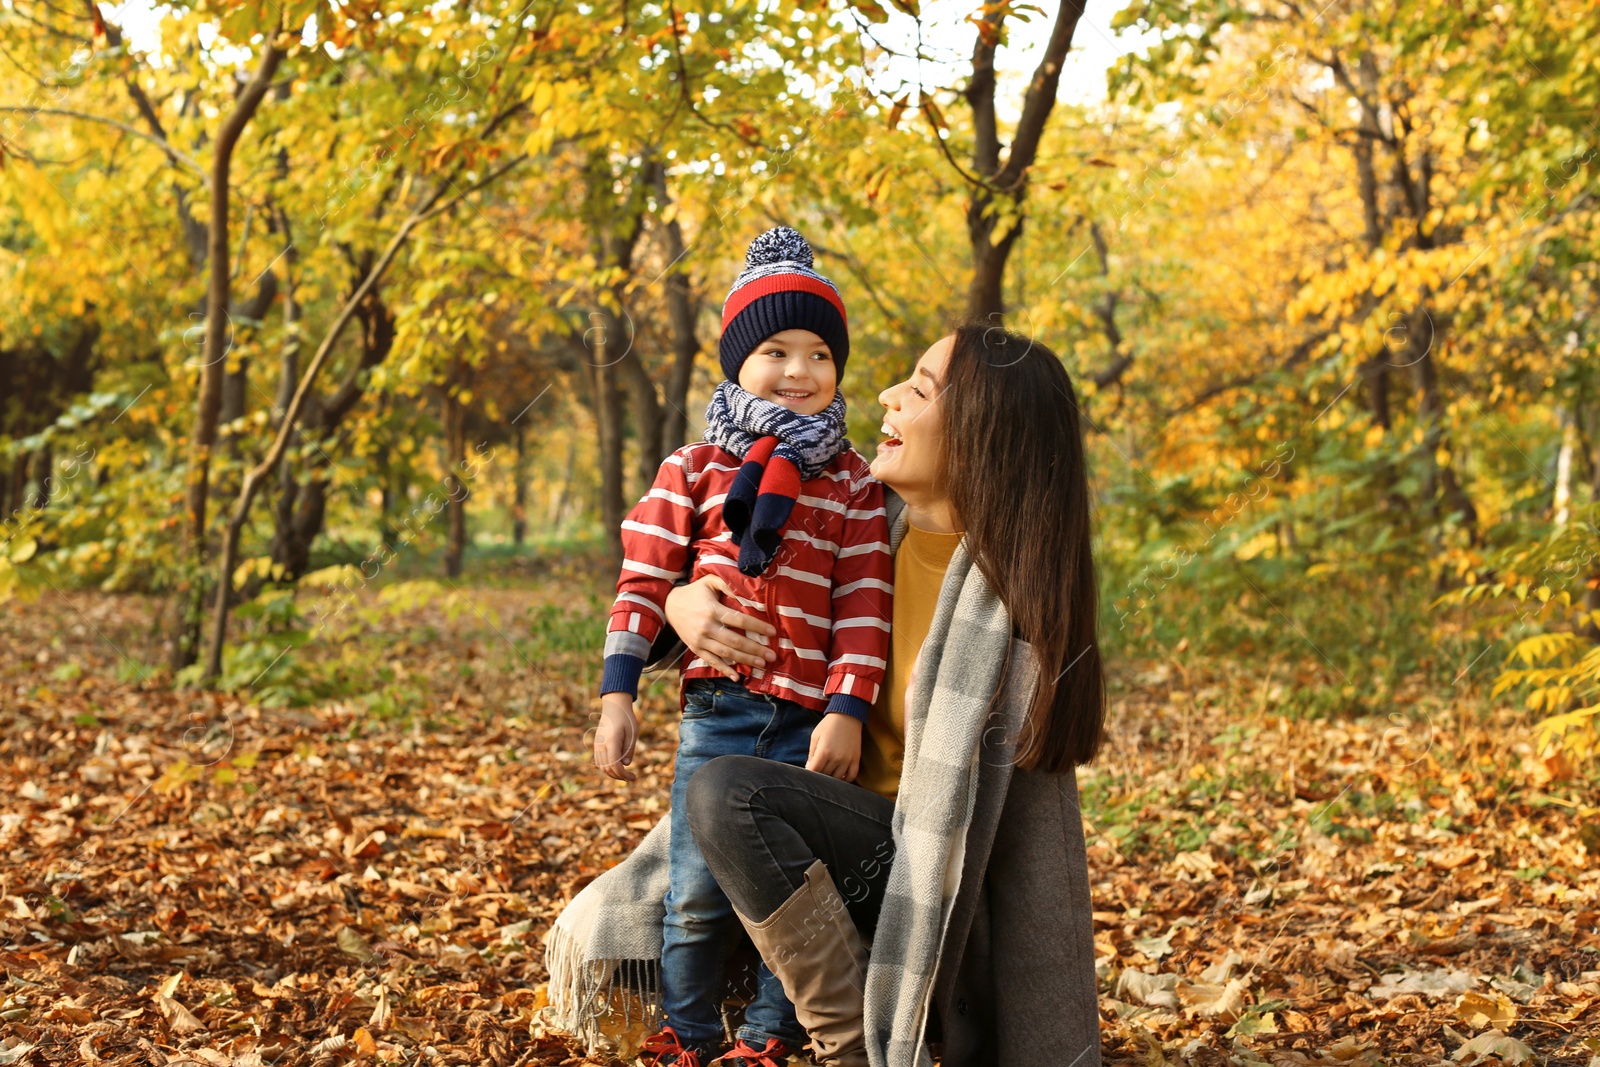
[719,226,849,381]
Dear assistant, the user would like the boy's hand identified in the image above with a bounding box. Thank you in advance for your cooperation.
[806,713,863,782]
[595,693,642,782]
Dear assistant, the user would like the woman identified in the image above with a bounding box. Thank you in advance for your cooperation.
[669,324,1106,1067]
[543,325,1105,1067]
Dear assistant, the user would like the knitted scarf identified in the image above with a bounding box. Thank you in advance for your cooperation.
[701,379,849,576]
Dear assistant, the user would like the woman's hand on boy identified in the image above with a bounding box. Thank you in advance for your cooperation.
[807,713,862,782]
[664,575,778,680]
[594,693,642,782]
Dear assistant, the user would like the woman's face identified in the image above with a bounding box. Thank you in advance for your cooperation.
[871,335,952,496]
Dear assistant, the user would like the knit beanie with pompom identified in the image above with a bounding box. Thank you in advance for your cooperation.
[718,226,849,382]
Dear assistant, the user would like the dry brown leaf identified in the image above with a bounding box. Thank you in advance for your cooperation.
[1176,975,1250,1022]
[1452,1029,1536,1064]
[390,1017,434,1042]
[386,877,435,900]
[1117,967,1180,1009]
[153,992,204,1034]
[1321,1035,1379,1063]
[368,982,391,1030]
[310,1034,347,1055]
[352,1027,377,1058]
[1454,989,1518,1029]
[1532,747,1575,786]
[336,925,375,962]
[1168,848,1219,882]
[1369,966,1476,1000]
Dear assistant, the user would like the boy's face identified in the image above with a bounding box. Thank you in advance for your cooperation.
[736,329,838,415]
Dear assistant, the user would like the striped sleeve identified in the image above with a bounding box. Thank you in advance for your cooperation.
[822,474,892,721]
[600,451,696,698]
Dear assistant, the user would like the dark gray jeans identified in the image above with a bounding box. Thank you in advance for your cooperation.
[684,754,897,933]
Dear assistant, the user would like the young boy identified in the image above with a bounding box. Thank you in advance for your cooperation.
[591,227,892,1067]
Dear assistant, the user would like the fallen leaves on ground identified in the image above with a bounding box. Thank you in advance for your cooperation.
[2,589,1598,1066]
[3,584,664,1066]
[1084,661,1600,1065]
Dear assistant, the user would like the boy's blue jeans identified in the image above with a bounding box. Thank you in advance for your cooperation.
[661,678,816,1053]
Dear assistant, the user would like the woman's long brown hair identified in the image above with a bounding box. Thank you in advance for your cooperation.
[940,323,1106,771]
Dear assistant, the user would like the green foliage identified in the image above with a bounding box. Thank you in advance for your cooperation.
[1436,508,1600,759]
[176,586,311,705]
[3,0,1600,779]
[523,597,609,660]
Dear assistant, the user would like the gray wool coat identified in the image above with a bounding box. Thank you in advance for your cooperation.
[884,490,1104,1067]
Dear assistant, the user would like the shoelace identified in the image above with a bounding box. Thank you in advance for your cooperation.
[641,1026,702,1067]
[708,1038,790,1067]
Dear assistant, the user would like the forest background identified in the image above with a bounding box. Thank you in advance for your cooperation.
[2,0,1600,1064]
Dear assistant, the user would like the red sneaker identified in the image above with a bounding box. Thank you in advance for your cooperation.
[709,1037,792,1067]
[641,1025,709,1067]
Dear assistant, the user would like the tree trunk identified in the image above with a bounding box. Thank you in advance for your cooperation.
[553,431,577,529]
[1583,408,1600,641]
[379,480,399,550]
[1350,49,1394,445]
[653,167,700,454]
[1274,458,1297,554]
[273,215,301,425]
[221,358,249,433]
[1331,49,1421,522]
[959,0,1085,322]
[1555,407,1577,526]
[579,151,652,566]
[591,335,626,569]
[511,422,528,546]
[266,281,396,584]
[176,40,283,673]
[965,207,1024,322]
[1361,356,1392,430]
[271,474,297,576]
[442,390,468,578]
[267,254,314,579]
[1405,308,1477,537]
[7,453,26,517]
[30,445,52,509]
[271,476,328,578]
[220,356,250,467]
[1353,51,1385,248]
[619,341,666,492]
[213,270,278,462]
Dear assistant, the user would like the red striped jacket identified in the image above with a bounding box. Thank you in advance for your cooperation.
[600,440,892,720]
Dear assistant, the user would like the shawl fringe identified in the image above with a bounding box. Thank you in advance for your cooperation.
[542,920,664,1052]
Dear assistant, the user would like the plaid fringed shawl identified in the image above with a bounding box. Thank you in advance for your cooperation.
[542,815,672,1047]
[544,495,1023,1066]
[861,533,1011,1067]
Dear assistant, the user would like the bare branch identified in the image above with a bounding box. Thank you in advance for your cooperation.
[995,0,1086,191]
[0,106,211,181]
[1162,330,1334,419]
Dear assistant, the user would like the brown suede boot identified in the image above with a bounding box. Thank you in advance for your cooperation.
[731,859,870,1067]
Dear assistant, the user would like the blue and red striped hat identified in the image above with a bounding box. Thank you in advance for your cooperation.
[719,226,849,382]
